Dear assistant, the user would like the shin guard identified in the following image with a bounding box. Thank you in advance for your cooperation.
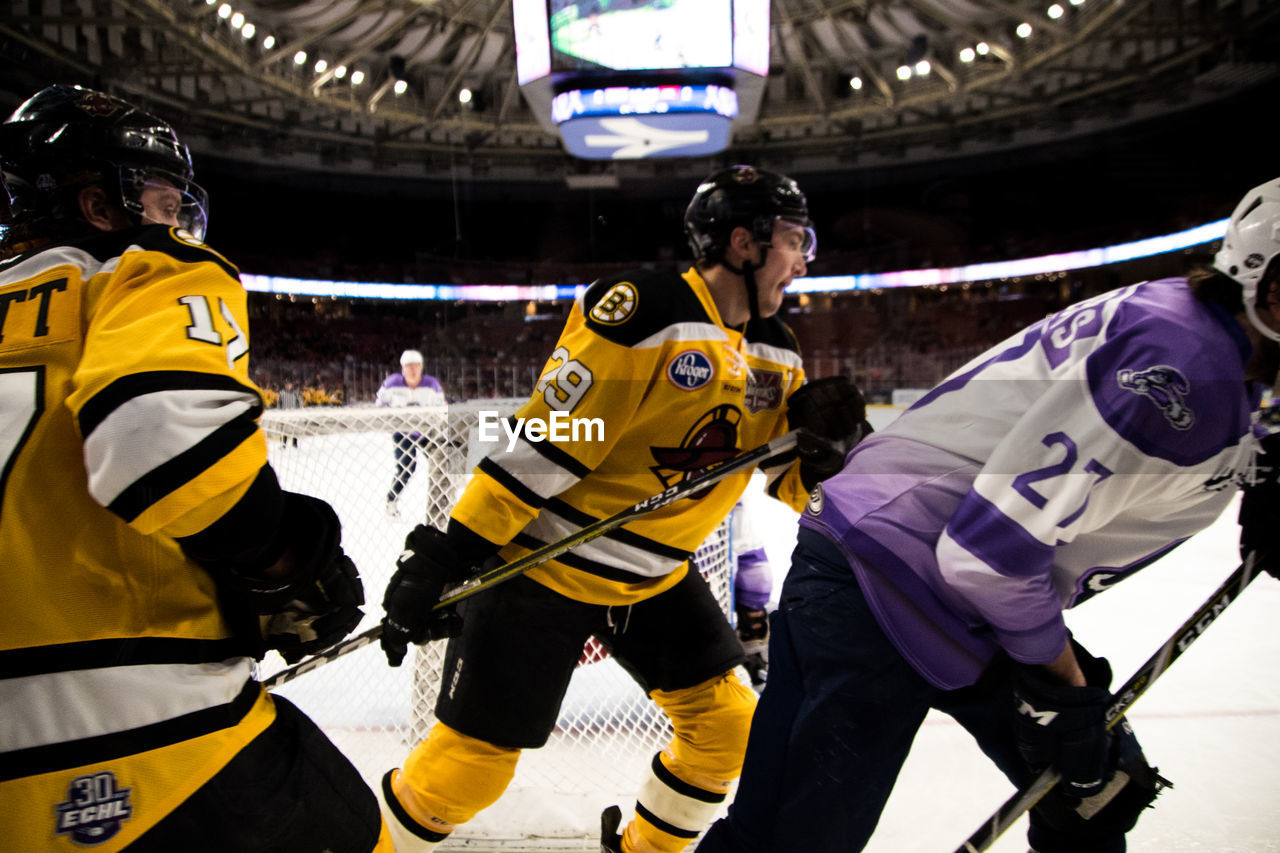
[380,722,521,851]
[626,671,756,852]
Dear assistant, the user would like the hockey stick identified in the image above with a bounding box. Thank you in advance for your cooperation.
[953,550,1268,853]
[262,429,803,690]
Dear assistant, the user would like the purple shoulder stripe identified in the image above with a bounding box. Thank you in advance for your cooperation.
[947,491,1054,578]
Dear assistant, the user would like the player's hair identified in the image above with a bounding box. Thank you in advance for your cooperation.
[0,84,207,255]
[1187,265,1245,315]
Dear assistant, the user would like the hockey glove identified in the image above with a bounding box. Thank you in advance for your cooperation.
[1013,640,1114,800]
[178,476,366,664]
[257,493,366,664]
[786,376,871,490]
[380,524,470,667]
[736,604,769,689]
[1239,431,1280,578]
[1030,718,1171,849]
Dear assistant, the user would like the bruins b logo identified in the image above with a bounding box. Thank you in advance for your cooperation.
[590,282,637,325]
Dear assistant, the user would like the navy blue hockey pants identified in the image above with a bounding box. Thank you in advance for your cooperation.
[697,528,1125,853]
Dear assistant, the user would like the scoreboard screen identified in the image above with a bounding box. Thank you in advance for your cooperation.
[513,0,770,160]
[548,0,733,72]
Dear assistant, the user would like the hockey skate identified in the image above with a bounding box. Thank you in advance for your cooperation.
[600,805,624,853]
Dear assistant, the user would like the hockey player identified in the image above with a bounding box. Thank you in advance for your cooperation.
[374,165,869,853]
[696,176,1280,853]
[376,348,447,517]
[0,85,388,852]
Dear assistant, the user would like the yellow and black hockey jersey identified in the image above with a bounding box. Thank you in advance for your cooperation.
[451,266,810,605]
[0,225,276,851]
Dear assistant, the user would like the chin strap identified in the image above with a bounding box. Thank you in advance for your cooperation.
[720,254,765,322]
[742,260,761,322]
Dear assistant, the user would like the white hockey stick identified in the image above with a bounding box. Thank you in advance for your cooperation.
[953,550,1268,853]
[263,429,804,690]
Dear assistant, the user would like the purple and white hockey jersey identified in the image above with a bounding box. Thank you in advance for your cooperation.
[802,278,1264,689]
[375,372,446,407]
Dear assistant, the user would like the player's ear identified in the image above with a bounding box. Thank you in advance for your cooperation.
[78,185,127,232]
[726,225,755,262]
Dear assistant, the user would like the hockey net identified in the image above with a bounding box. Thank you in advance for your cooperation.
[256,401,737,849]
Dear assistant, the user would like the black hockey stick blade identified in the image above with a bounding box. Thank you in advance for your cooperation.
[953,549,1267,853]
[263,429,804,690]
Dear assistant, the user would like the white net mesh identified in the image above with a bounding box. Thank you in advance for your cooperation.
[256,401,736,848]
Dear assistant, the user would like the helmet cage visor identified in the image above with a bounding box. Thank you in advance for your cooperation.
[755,215,817,263]
[118,166,209,241]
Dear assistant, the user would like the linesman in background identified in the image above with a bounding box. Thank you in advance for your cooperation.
[697,177,1280,853]
[0,84,386,852]
[373,165,870,853]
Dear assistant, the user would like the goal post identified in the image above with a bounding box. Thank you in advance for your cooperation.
[256,401,739,847]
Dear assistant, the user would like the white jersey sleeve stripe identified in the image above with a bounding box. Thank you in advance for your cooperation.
[83,387,257,507]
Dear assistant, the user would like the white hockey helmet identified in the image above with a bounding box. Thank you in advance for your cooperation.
[1214,176,1280,341]
[400,349,424,366]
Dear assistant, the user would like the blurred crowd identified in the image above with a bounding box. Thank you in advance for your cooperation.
[249,245,1204,407]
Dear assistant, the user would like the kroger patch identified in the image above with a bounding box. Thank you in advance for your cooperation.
[667,350,714,390]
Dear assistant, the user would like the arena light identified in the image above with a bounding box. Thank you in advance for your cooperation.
[1047,4,1065,19]
[959,47,976,63]
[914,60,931,76]
[394,79,408,95]
[230,11,244,28]
[314,58,328,74]
[334,65,347,79]
[458,87,473,105]
[976,41,990,55]
[241,22,255,39]
[788,219,1229,294]
[239,220,1229,300]
[350,69,365,85]
[217,3,232,19]
[293,50,307,66]
[849,76,863,90]
[262,34,275,50]
[1016,22,1033,38]
[240,277,584,302]
[896,65,912,80]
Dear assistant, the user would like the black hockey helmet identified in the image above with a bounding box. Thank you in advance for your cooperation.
[683,165,815,266]
[0,84,208,239]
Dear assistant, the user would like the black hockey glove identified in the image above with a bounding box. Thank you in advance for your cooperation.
[178,475,366,665]
[786,376,872,490]
[1030,717,1170,848]
[1012,640,1115,800]
[257,493,366,664]
[736,604,769,689]
[380,524,470,667]
[1239,431,1280,578]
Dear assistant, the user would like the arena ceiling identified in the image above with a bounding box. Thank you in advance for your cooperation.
[1,0,1276,185]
